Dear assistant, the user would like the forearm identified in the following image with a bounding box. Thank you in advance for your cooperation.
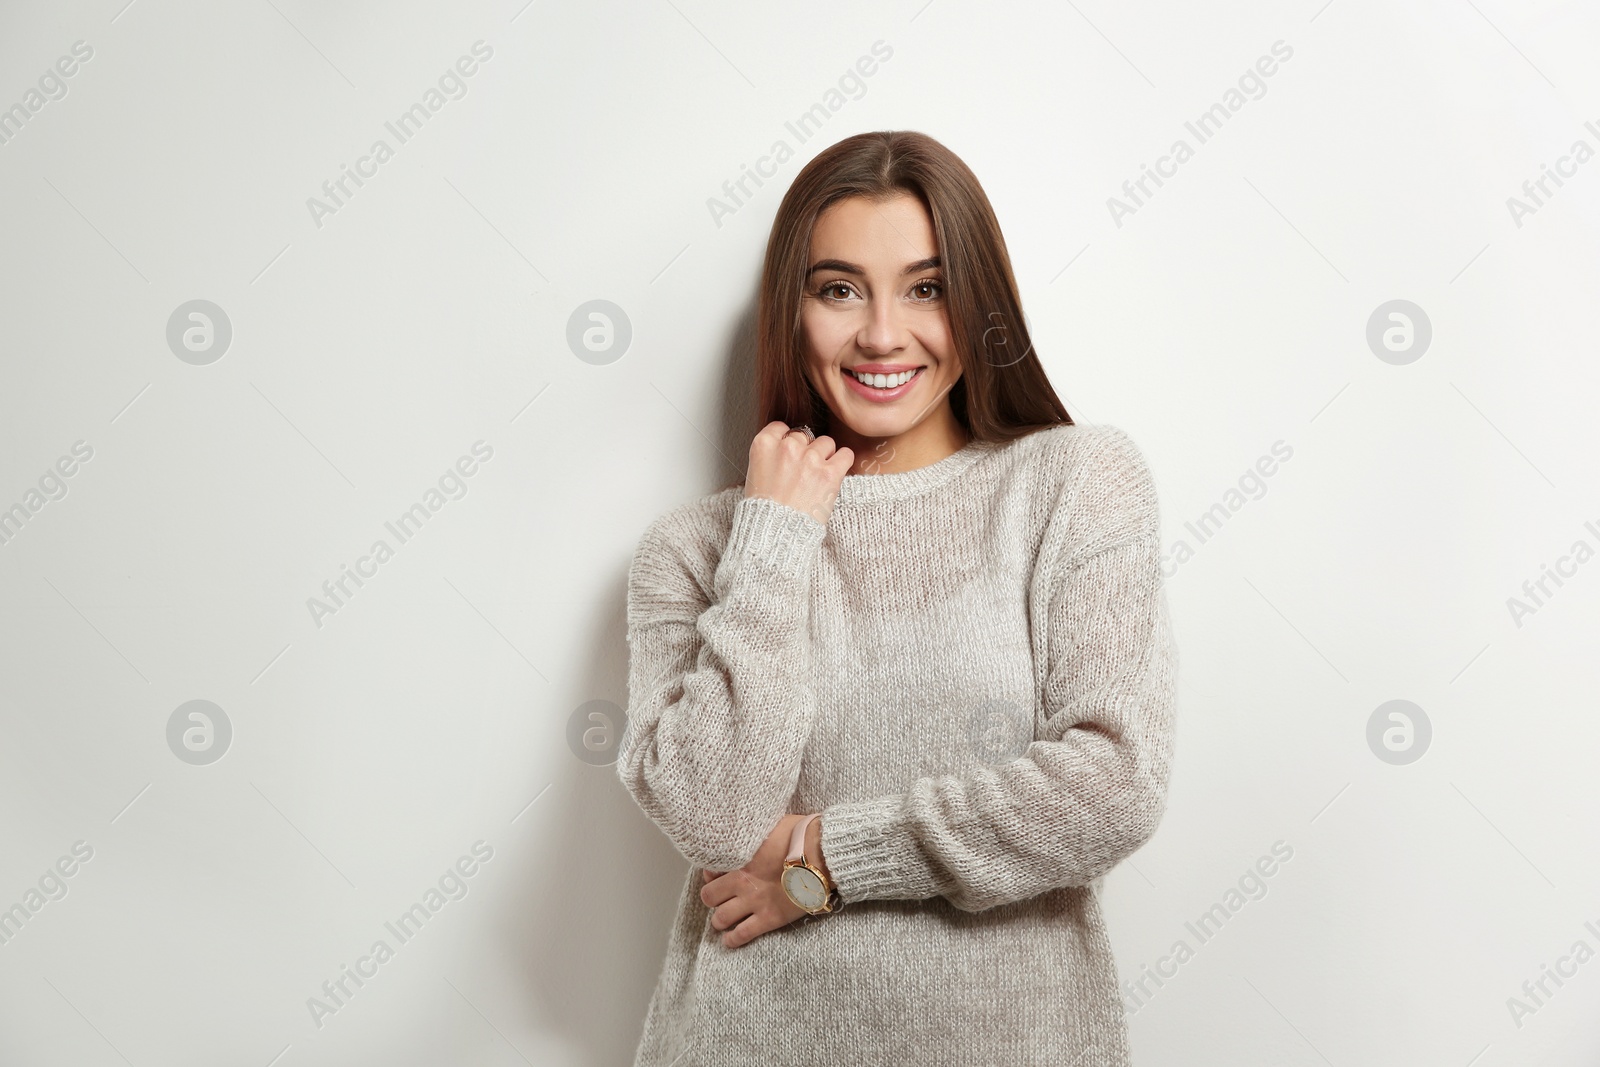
[818,534,1179,913]
[619,495,826,871]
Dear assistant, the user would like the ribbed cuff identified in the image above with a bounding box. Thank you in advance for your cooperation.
[720,494,827,581]
[818,795,912,904]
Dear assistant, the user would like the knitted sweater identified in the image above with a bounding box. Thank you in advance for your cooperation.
[618,421,1179,1067]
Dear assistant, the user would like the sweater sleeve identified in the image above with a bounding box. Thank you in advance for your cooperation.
[818,428,1179,912]
[616,493,827,873]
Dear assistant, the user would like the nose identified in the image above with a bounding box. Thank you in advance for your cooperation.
[857,291,911,354]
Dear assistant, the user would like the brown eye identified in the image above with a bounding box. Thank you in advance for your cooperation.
[913,280,943,300]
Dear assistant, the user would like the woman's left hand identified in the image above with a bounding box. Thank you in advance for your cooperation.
[699,813,823,949]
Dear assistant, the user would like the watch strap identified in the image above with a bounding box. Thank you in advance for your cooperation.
[786,813,818,867]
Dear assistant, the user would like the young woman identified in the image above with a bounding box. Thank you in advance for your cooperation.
[617,130,1179,1066]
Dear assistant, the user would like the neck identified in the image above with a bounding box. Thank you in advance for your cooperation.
[832,409,971,476]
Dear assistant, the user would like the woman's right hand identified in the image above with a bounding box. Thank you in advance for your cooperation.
[743,421,854,527]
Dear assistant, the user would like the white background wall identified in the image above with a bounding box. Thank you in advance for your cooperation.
[2,0,1597,1064]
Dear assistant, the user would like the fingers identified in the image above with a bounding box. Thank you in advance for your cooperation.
[721,912,773,949]
[708,897,755,934]
[757,421,842,459]
[700,871,740,908]
[696,860,798,949]
[746,422,854,523]
[791,432,845,465]
[756,421,813,448]
[802,436,839,462]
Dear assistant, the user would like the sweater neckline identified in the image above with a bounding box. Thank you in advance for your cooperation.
[833,438,992,505]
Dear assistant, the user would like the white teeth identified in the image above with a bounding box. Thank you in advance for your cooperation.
[849,368,918,388]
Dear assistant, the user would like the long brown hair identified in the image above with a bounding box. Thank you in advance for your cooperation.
[755,129,1073,447]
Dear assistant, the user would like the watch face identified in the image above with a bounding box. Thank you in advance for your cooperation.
[781,865,828,911]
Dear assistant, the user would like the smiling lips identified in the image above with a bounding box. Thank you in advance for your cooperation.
[843,364,925,402]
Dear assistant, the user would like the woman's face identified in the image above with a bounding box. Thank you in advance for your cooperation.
[798,192,962,445]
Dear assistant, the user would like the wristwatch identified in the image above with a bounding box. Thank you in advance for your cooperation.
[779,813,839,915]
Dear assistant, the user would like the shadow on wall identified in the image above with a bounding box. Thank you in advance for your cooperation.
[478,297,764,1064]
[714,298,763,491]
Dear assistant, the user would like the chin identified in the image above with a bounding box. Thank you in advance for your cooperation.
[832,410,907,440]
[861,419,914,438]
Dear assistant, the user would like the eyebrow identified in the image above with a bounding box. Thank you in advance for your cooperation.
[806,255,941,277]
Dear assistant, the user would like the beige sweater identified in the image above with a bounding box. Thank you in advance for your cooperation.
[618,422,1179,1066]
